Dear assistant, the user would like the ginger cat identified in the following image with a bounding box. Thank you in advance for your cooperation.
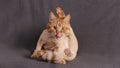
[31,7,78,64]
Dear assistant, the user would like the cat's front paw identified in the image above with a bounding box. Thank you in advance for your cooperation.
[31,50,45,59]
[31,53,39,59]
[31,52,39,59]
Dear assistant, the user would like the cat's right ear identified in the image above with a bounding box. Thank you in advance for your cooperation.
[49,11,56,22]
[64,14,71,23]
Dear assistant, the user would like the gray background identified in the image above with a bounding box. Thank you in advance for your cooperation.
[0,0,120,68]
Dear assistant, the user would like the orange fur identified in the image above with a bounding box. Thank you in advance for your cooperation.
[31,7,78,64]
[47,18,71,35]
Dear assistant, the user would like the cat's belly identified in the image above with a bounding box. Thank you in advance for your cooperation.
[57,37,69,52]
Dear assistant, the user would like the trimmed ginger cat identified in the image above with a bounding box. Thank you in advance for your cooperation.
[31,7,78,64]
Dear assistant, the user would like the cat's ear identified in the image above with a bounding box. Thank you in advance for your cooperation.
[64,14,71,23]
[49,11,56,22]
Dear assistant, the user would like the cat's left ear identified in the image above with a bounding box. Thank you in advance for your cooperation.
[49,11,56,22]
[64,14,71,23]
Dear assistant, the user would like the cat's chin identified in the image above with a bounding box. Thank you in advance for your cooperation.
[53,35,62,39]
[56,35,63,39]
[56,36,61,39]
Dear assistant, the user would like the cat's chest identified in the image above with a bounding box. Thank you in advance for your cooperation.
[45,35,69,49]
[56,37,69,49]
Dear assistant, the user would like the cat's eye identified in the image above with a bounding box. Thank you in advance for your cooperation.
[62,27,65,30]
[53,26,57,29]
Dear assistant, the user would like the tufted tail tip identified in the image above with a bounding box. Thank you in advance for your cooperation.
[56,7,65,18]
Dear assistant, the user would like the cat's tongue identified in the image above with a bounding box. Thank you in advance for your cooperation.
[56,33,62,38]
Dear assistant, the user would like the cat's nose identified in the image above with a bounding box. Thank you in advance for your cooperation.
[56,32,62,38]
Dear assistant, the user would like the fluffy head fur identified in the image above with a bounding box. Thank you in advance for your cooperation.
[46,7,71,38]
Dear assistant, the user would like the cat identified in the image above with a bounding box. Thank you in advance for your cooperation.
[35,33,70,64]
[31,7,78,64]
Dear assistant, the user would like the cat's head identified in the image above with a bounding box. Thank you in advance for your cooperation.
[46,7,71,38]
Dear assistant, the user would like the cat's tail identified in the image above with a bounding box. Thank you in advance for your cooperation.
[56,7,65,18]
